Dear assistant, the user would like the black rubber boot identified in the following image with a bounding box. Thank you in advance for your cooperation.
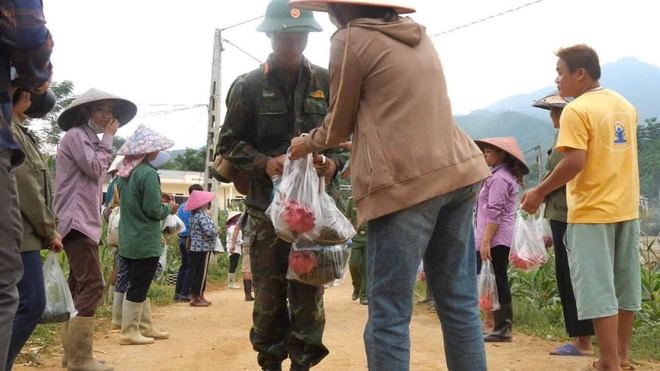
[244,280,255,301]
[484,303,512,342]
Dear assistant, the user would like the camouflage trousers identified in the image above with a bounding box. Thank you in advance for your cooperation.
[248,212,329,369]
[348,242,367,301]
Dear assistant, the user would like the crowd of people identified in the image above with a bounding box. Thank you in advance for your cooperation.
[0,0,642,371]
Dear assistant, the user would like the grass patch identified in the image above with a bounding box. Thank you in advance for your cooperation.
[147,283,176,306]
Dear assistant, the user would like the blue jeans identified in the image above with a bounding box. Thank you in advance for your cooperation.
[7,251,46,371]
[364,183,487,371]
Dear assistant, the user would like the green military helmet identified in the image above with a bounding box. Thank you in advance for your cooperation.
[256,0,323,33]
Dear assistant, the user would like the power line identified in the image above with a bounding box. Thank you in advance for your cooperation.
[430,0,545,38]
[135,105,207,118]
[223,39,263,65]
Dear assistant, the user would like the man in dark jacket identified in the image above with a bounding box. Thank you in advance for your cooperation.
[0,1,53,369]
[217,1,347,369]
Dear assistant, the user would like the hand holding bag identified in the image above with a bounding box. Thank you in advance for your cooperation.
[266,152,323,243]
[509,210,549,272]
[161,214,186,238]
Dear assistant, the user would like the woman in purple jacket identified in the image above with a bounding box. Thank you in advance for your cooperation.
[54,88,136,370]
[474,137,528,343]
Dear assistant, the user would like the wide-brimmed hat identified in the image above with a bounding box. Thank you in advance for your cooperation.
[287,0,416,14]
[57,88,137,131]
[227,211,242,224]
[107,155,124,173]
[117,124,174,156]
[474,137,529,175]
[184,190,216,211]
[257,0,323,33]
[149,151,172,168]
[532,91,571,110]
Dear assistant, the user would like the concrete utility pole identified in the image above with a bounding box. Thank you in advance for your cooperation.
[205,29,223,223]
[205,16,264,220]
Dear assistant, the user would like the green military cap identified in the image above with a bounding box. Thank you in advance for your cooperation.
[256,0,323,33]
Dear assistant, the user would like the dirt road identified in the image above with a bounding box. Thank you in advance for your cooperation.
[16,279,659,371]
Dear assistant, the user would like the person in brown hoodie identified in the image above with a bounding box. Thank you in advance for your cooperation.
[288,1,491,370]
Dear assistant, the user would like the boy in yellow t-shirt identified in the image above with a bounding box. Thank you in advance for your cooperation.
[521,44,640,371]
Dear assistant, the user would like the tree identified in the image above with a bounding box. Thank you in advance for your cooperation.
[37,80,76,153]
[113,136,126,153]
[637,117,660,200]
[162,146,207,172]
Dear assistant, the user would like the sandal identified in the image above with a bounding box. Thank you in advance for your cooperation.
[550,343,593,357]
[581,360,598,371]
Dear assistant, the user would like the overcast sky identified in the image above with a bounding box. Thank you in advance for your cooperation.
[42,0,660,149]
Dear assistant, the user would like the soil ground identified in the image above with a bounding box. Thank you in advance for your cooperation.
[15,278,660,371]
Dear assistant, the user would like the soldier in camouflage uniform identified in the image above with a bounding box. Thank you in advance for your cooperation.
[216,1,347,370]
[345,197,368,305]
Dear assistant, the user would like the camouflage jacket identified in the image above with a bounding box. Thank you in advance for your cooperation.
[217,55,347,217]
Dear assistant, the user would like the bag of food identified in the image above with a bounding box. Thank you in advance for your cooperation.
[107,207,120,247]
[313,181,356,245]
[509,211,548,272]
[161,214,185,238]
[477,260,500,312]
[267,152,323,243]
[40,251,77,324]
[286,238,351,287]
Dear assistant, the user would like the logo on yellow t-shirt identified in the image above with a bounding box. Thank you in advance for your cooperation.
[613,121,627,144]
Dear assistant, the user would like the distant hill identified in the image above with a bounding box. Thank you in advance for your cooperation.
[485,57,660,121]
[455,110,556,165]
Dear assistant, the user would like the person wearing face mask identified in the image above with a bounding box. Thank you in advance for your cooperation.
[6,90,61,371]
[216,0,348,369]
[54,88,137,371]
[114,124,178,345]
[288,1,491,370]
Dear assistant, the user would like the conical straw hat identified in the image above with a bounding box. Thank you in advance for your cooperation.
[532,91,571,110]
[184,190,216,212]
[57,88,137,131]
[287,0,416,14]
[117,124,174,156]
[474,137,529,175]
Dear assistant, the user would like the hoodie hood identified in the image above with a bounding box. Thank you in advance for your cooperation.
[340,17,423,47]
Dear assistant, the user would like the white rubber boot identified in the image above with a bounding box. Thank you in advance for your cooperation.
[139,299,169,340]
[119,300,155,345]
[227,273,240,289]
[111,292,124,330]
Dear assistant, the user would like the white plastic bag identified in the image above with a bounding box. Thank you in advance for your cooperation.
[213,237,225,255]
[537,204,553,249]
[267,153,323,243]
[314,182,356,245]
[107,207,120,247]
[161,214,185,238]
[41,251,77,323]
[509,211,548,272]
[477,260,500,312]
